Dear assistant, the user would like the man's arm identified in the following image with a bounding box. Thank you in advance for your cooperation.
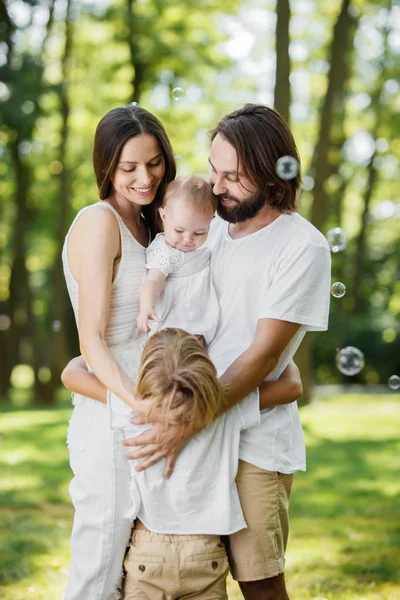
[219,317,301,410]
[124,318,301,476]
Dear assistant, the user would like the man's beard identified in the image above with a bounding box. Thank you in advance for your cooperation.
[216,190,267,223]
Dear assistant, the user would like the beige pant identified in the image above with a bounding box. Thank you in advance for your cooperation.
[225,460,294,582]
[124,530,229,600]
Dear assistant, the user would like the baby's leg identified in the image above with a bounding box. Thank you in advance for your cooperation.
[64,396,132,600]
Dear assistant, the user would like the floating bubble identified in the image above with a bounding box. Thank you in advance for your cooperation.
[129,101,138,107]
[18,140,32,156]
[52,320,62,332]
[326,227,347,253]
[0,315,11,331]
[331,282,346,298]
[21,100,35,114]
[336,346,365,376]
[275,156,299,180]
[388,375,400,390]
[172,87,184,101]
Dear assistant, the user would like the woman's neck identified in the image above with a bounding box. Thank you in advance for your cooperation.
[106,194,143,229]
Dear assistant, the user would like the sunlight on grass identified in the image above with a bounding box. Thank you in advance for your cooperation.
[1,393,399,599]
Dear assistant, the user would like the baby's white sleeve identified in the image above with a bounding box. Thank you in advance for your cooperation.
[145,235,182,276]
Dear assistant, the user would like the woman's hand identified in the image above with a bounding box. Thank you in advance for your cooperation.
[123,417,196,479]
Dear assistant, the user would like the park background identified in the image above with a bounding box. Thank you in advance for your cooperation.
[0,0,399,598]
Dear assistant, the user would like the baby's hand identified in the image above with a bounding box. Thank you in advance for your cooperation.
[137,310,162,332]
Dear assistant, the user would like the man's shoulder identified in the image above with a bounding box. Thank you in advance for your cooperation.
[279,212,330,251]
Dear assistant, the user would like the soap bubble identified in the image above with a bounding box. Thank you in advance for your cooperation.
[172,87,184,102]
[336,346,365,376]
[52,320,62,332]
[275,156,299,180]
[0,315,11,331]
[326,227,347,253]
[388,375,400,390]
[174,155,184,173]
[331,282,346,298]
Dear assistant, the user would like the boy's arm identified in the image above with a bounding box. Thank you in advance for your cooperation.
[137,269,167,332]
[61,356,107,403]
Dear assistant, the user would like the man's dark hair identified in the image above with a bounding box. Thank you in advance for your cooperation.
[209,104,301,212]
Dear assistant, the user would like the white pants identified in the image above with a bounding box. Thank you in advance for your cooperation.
[64,395,132,600]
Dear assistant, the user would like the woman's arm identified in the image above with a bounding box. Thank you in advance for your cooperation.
[61,356,107,403]
[137,269,166,332]
[259,360,303,409]
[66,207,137,408]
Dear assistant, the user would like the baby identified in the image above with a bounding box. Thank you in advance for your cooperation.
[137,175,219,346]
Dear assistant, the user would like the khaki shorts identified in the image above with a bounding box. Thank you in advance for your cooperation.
[224,460,293,582]
[124,530,229,600]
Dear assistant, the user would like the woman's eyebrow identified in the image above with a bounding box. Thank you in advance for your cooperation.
[119,153,163,164]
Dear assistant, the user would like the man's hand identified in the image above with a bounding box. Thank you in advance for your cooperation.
[123,419,195,479]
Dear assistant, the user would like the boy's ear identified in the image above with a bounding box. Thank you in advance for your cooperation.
[159,207,166,221]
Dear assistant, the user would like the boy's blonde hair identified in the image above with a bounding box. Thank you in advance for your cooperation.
[162,175,217,214]
[135,328,226,430]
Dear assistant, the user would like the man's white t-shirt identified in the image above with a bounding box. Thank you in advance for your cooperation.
[207,213,331,474]
[108,388,260,535]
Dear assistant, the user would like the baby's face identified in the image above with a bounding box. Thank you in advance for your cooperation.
[159,197,214,252]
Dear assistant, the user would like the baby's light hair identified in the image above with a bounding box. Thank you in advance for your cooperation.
[135,328,227,430]
[162,175,217,214]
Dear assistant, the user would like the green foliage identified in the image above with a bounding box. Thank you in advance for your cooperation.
[0,0,399,401]
[1,393,399,598]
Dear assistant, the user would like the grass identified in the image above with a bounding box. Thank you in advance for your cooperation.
[0,392,399,599]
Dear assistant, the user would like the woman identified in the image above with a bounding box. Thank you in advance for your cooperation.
[62,104,176,600]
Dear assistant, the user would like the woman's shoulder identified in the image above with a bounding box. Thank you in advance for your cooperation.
[66,202,121,256]
[71,202,120,235]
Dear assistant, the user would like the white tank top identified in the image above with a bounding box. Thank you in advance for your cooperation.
[62,201,148,352]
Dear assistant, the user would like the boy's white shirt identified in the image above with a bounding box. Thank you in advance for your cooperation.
[207,213,331,474]
[108,388,260,535]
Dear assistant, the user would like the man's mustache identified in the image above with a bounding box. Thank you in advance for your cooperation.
[217,194,239,204]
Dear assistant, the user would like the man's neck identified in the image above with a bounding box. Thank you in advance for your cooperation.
[228,204,283,240]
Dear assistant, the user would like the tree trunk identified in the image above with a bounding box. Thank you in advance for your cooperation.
[34,0,73,405]
[310,0,357,233]
[297,0,357,402]
[352,11,391,313]
[127,0,145,103]
[274,0,291,123]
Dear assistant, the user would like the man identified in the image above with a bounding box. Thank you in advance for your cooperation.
[127,104,331,600]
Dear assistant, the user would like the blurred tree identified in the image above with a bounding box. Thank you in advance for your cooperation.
[274,0,291,123]
[352,4,391,314]
[295,0,358,403]
[0,0,56,401]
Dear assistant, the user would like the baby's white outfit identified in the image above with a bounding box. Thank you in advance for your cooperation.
[145,233,219,345]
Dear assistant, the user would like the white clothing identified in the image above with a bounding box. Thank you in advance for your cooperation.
[145,233,219,344]
[62,201,148,600]
[63,201,148,348]
[65,397,131,600]
[108,387,260,535]
[207,213,331,474]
